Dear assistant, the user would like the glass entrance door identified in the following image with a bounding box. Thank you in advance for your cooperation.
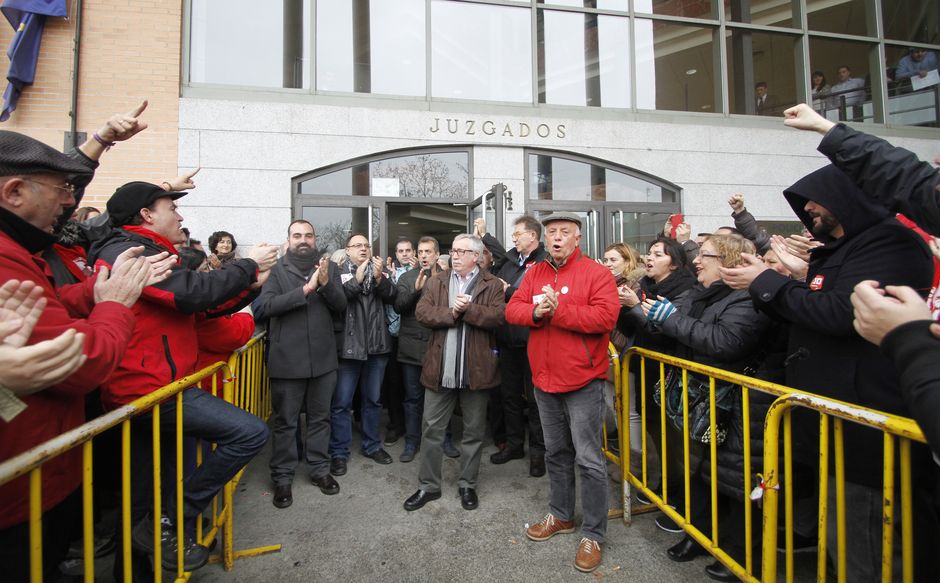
[532,204,676,259]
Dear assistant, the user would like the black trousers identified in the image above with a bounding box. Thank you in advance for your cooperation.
[498,346,544,454]
[0,488,81,583]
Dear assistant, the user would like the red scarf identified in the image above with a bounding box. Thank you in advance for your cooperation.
[121,225,180,256]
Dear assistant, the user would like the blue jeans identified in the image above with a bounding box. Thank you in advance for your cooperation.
[330,355,389,458]
[136,388,269,522]
[535,379,608,543]
[400,363,425,449]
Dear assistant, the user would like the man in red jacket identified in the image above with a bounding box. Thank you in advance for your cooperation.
[90,181,278,574]
[0,125,155,582]
[505,212,619,573]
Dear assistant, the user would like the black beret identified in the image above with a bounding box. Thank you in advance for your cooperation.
[0,130,93,179]
[107,181,186,226]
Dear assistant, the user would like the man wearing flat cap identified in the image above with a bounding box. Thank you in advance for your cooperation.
[88,180,279,573]
[505,212,619,573]
[0,104,160,581]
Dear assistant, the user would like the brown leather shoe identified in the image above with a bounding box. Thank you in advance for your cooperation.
[574,537,602,573]
[526,513,576,542]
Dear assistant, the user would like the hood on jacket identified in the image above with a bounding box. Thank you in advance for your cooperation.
[783,164,890,243]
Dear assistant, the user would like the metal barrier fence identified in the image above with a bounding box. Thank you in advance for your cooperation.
[0,332,278,583]
[605,346,929,583]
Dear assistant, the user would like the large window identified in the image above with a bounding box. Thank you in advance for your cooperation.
[298,151,470,199]
[431,1,532,102]
[186,0,940,128]
[527,152,678,203]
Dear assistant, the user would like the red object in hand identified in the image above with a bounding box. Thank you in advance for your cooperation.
[669,214,684,238]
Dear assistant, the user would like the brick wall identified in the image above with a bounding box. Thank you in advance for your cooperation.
[0,0,181,209]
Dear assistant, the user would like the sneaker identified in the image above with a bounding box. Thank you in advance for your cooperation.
[383,428,402,447]
[442,439,460,459]
[526,513,576,542]
[574,537,603,573]
[635,489,653,505]
[655,513,683,534]
[132,514,209,572]
[400,445,419,463]
[364,448,393,465]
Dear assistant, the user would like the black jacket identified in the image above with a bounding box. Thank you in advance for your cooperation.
[882,321,940,458]
[749,164,934,487]
[394,267,431,366]
[483,233,549,347]
[818,123,940,237]
[257,255,347,379]
[337,259,397,360]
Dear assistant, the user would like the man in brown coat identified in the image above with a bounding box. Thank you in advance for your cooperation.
[402,234,505,512]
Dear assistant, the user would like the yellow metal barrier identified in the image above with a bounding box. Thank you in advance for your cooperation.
[617,346,928,583]
[0,332,279,583]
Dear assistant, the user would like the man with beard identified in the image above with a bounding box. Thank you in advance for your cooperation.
[257,219,347,508]
[721,165,937,581]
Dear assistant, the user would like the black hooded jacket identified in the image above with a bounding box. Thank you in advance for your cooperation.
[748,165,933,487]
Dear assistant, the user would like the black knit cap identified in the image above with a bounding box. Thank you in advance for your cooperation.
[0,130,93,178]
[107,181,186,226]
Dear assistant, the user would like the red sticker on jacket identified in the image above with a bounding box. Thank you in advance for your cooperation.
[809,275,824,290]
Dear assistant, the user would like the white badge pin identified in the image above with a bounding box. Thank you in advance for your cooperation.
[561,286,569,294]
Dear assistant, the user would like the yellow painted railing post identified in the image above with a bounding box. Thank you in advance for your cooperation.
[29,468,42,583]
[82,440,94,583]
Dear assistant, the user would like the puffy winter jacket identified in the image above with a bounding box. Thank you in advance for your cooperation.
[337,259,396,360]
[505,248,619,393]
[89,227,259,409]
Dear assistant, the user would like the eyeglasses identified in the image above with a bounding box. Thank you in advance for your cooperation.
[450,248,477,257]
[346,243,370,249]
[511,231,532,240]
[698,253,722,260]
[25,178,76,196]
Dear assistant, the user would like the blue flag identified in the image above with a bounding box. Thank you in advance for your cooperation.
[0,0,66,122]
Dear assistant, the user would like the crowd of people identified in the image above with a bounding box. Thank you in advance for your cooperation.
[0,100,938,581]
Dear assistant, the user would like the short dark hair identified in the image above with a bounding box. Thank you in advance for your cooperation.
[650,236,690,270]
[208,230,237,254]
[112,202,155,227]
[395,238,414,251]
[417,236,439,253]
[514,215,542,239]
[288,219,314,236]
[345,232,369,247]
[715,226,742,236]
[755,81,768,89]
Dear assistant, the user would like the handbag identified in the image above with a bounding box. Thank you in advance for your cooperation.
[653,366,735,446]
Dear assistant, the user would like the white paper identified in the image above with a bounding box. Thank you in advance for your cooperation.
[0,387,27,422]
[911,68,940,91]
[372,177,400,197]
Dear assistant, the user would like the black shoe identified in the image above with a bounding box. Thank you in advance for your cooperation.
[667,535,706,563]
[132,514,210,572]
[273,484,292,508]
[383,428,402,447]
[459,487,478,510]
[529,454,545,477]
[364,448,393,465]
[403,489,441,511]
[490,447,524,464]
[705,561,738,582]
[311,473,340,495]
[330,458,347,476]
[656,513,683,534]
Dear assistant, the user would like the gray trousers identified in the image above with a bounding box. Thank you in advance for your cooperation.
[418,387,489,493]
[535,379,608,543]
[269,372,336,485]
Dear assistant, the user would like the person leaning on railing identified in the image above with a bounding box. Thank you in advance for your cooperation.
[87,180,279,575]
[0,110,167,583]
[639,234,771,581]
